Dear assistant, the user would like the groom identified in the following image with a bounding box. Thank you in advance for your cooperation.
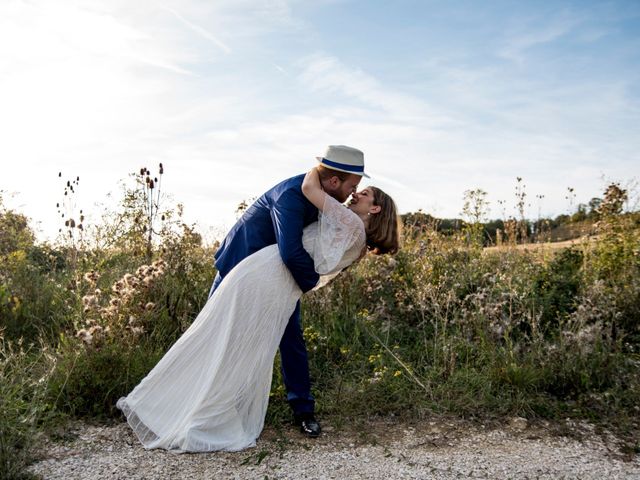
[209,145,367,437]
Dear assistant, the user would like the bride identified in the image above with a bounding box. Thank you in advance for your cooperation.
[116,167,400,452]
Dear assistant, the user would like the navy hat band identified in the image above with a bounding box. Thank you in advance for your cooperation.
[321,157,364,173]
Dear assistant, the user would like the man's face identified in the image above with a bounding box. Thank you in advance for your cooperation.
[327,173,361,203]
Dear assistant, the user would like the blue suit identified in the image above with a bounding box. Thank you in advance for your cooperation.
[209,174,319,414]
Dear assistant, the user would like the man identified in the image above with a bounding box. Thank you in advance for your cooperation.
[209,145,367,437]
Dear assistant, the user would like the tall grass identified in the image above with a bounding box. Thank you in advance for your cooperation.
[302,221,639,426]
[0,337,56,480]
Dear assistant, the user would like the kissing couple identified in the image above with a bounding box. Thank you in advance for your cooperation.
[117,145,400,452]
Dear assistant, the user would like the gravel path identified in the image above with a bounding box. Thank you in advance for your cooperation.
[29,418,640,479]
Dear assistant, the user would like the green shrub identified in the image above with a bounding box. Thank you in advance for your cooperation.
[46,334,164,418]
[534,247,583,331]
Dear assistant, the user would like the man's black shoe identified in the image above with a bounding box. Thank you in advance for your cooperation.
[294,413,321,438]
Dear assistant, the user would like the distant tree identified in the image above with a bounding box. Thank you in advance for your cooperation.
[483,219,505,245]
[571,203,588,223]
[0,193,35,256]
[588,197,602,216]
[401,210,438,236]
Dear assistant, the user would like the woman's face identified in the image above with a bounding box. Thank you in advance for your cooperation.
[348,187,380,216]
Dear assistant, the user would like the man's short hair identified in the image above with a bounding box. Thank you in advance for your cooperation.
[317,164,351,182]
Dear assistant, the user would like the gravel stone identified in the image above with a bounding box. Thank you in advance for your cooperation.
[29,418,640,479]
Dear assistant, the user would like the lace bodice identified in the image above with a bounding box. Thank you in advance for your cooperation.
[302,195,366,287]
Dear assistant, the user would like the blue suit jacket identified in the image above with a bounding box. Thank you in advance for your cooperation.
[214,174,320,293]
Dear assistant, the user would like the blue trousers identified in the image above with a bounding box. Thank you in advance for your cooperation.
[209,272,315,415]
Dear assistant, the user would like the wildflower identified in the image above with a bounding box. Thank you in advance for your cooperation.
[81,295,94,306]
[136,265,149,276]
[76,329,93,345]
[394,370,402,377]
[88,325,104,339]
[112,280,124,293]
[130,326,144,336]
[369,367,388,384]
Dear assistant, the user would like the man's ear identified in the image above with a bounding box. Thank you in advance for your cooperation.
[328,176,341,188]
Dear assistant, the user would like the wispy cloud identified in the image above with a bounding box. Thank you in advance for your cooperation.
[298,53,453,127]
[162,6,232,54]
[499,11,585,64]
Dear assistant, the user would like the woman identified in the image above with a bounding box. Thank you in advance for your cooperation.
[116,168,400,452]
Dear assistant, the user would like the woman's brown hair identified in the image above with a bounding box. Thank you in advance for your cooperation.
[366,187,401,255]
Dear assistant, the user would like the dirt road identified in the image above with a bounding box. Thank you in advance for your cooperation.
[29,417,639,479]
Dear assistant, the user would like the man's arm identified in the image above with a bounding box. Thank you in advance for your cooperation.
[270,188,320,293]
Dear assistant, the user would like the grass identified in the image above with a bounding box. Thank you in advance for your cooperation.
[1,183,639,478]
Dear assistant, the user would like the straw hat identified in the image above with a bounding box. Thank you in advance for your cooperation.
[316,145,369,178]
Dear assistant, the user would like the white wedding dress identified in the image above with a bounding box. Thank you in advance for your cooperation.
[116,196,365,452]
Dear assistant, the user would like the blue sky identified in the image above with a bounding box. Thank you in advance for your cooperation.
[1,0,639,242]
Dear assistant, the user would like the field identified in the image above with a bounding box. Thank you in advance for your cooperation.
[1,178,639,479]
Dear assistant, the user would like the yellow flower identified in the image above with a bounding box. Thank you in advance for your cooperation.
[394,370,402,377]
[368,354,381,364]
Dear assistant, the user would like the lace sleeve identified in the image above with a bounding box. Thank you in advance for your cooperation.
[314,195,365,275]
